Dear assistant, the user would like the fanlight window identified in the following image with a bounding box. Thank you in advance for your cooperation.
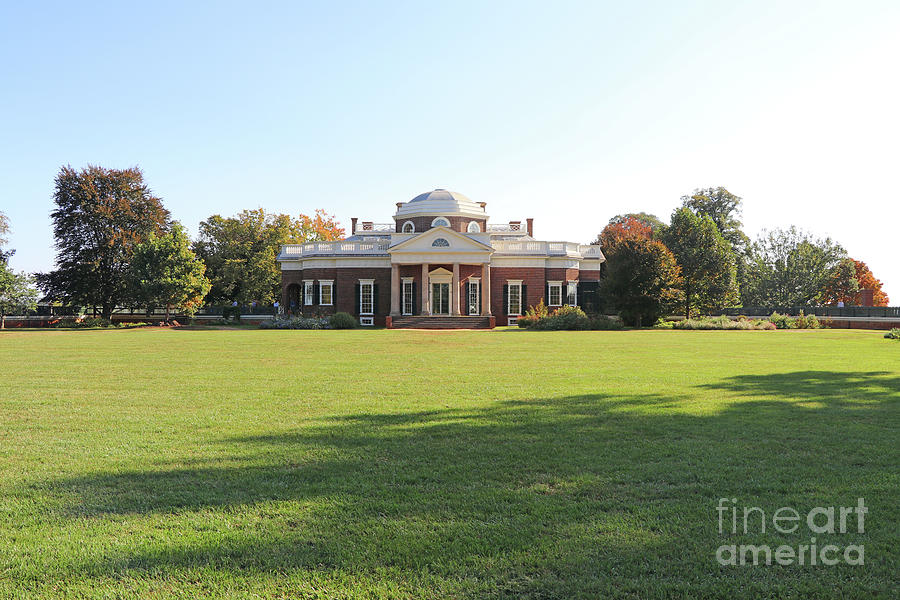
[431,217,450,228]
[467,221,480,233]
[402,221,415,233]
[432,238,450,247]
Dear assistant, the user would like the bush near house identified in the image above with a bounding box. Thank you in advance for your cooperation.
[518,305,624,331]
[661,316,776,330]
[259,316,330,330]
[769,312,821,330]
[329,312,358,329]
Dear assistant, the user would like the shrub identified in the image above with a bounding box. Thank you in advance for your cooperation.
[531,306,591,331]
[588,315,624,330]
[329,312,358,329]
[260,317,330,330]
[769,312,792,330]
[222,306,242,322]
[517,315,537,328]
[884,328,900,340]
[524,299,550,319]
[668,316,775,330]
[793,312,820,329]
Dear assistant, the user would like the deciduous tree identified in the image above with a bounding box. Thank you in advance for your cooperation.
[601,237,682,327]
[742,227,846,307]
[129,223,211,321]
[0,264,39,329]
[822,259,890,306]
[680,187,748,250]
[36,165,170,319]
[663,208,739,318]
[596,216,653,250]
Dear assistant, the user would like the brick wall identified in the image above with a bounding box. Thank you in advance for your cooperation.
[395,216,486,233]
[282,267,391,325]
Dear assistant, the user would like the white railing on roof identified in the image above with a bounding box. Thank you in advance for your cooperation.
[359,222,394,232]
[487,223,523,232]
[492,240,605,258]
[279,240,390,258]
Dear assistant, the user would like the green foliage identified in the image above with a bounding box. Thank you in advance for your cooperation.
[35,165,171,319]
[587,315,624,330]
[743,227,846,307]
[680,187,749,251]
[0,264,39,328]
[601,237,682,327]
[884,328,900,340]
[663,207,739,318]
[520,305,592,330]
[0,210,12,264]
[259,316,330,329]
[222,306,242,321]
[769,311,821,330]
[129,223,211,320]
[667,316,776,330]
[329,312,358,329]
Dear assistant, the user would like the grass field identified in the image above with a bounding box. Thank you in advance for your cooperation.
[1,328,897,599]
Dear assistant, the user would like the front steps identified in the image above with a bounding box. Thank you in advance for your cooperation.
[389,315,494,329]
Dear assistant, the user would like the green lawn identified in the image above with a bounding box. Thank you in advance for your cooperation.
[1,328,897,599]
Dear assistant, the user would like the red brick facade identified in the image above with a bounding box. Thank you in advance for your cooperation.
[393,216,486,234]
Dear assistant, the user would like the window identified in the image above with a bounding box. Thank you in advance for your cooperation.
[402,278,413,315]
[319,280,333,305]
[566,281,578,306]
[359,280,374,315]
[467,221,480,233]
[431,217,450,228]
[508,281,522,316]
[402,221,415,233]
[432,238,450,247]
[548,281,562,306]
[303,281,314,305]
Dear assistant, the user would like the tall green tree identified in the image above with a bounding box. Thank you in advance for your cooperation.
[680,187,748,250]
[36,165,170,319]
[601,237,682,327]
[0,264,39,329]
[129,223,211,321]
[742,227,846,307]
[663,208,739,318]
[0,211,12,263]
[194,208,342,306]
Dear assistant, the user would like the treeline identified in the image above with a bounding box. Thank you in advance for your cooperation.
[597,187,889,325]
[26,165,343,320]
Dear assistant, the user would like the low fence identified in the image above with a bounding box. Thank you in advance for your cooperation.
[711,306,900,318]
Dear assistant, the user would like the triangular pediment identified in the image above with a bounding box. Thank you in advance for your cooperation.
[389,227,493,254]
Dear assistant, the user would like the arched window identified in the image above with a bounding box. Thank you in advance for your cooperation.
[402,221,415,233]
[467,221,481,233]
[431,217,450,228]
[432,238,450,247]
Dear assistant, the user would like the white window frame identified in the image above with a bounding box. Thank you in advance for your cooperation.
[359,279,374,316]
[507,280,522,316]
[431,216,450,228]
[360,316,374,326]
[319,280,334,306]
[402,220,415,233]
[547,281,562,307]
[402,277,414,316]
[467,221,480,233]
[303,281,314,306]
[566,281,578,306]
[468,277,480,315]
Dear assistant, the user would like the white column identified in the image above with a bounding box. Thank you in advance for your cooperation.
[451,263,461,316]
[390,263,400,316]
[421,263,430,315]
[482,262,492,316]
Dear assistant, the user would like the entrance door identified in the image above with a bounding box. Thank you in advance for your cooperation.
[468,280,480,315]
[431,282,450,315]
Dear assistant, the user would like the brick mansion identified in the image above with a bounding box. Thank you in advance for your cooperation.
[278,189,606,328]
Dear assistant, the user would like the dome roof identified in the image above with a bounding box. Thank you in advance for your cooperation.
[395,189,486,219]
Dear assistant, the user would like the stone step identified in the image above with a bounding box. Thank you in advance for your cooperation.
[390,316,493,329]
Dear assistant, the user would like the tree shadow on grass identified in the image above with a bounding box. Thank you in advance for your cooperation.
[24,371,900,597]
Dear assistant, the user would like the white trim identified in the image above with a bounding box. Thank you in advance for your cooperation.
[507,281,523,316]
[467,221,481,233]
[359,316,374,326]
[359,279,375,315]
[303,280,314,306]
[431,216,450,227]
[401,220,415,233]
[467,278,480,315]
[402,278,414,315]
[547,281,563,307]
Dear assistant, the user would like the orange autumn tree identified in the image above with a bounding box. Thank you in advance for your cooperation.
[290,209,344,242]
[595,216,654,251]
[822,259,890,306]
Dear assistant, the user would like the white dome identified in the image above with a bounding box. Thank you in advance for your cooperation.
[395,189,486,219]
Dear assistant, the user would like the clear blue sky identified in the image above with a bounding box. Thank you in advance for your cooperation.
[2,1,898,300]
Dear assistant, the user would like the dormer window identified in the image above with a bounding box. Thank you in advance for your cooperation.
[432,238,450,247]
[431,217,450,228]
[467,221,481,233]
[402,221,415,233]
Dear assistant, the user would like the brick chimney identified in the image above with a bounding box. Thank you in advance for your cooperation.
[478,202,487,210]
[860,289,875,307]
[351,217,358,235]
[526,218,534,237]
[509,220,521,231]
